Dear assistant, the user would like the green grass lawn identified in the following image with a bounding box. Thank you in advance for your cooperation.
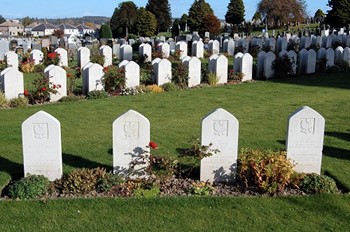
[0,72,349,230]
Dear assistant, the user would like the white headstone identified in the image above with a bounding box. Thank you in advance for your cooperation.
[45,65,67,102]
[22,111,62,181]
[234,52,244,73]
[256,51,266,78]
[183,56,201,87]
[192,41,204,58]
[214,55,228,84]
[121,61,140,88]
[200,108,239,183]
[240,53,253,82]
[121,45,133,61]
[0,67,24,99]
[326,48,335,67]
[54,48,68,67]
[227,39,235,56]
[335,46,344,63]
[159,43,170,58]
[77,47,90,68]
[286,106,325,174]
[287,50,297,75]
[0,40,9,60]
[100,45,113,67]
[298,48,308,74]
[113,110,150,178]
[176,41,188,59]
[139,43,152,62]
[317,47,327,60]
[343,47,350,66]
[30,49,43,65]
[5,51,18,68]
[208,40,220,54]
[208,54,219,73]
[306,49,316,74]
[154,59,172,85]
[83,63,103,95]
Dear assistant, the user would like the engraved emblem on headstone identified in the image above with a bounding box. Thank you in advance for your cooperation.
[33,123,48,140]
[300,118,315,135]
[213,120,228,136]
[123,122,139,139]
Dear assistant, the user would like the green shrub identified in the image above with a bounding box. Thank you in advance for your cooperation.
[133,186,160,198]
[58,95,83,102]
[8,175,50,199]
[58,167,109,194]
[102,66,126,94]
[96,173,123,192]
[190,181,214,196]
[87,90,109,99]
[33,64,46,73]
[237,149,295,193]
[273,54,295,78]
[161,82,178,92]
[0,90,8,108]
[299,173,339,194]
[207,73,220,86]
[9,97,28,108]
[172,62,188,88]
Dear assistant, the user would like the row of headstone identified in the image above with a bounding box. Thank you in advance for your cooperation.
[0,67,24,99]
[21,106,325,182]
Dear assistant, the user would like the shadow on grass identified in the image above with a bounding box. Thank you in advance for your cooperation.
[63,153,112,172]
[269,72,350,90]
[323,146,350,161]
[0,156,23,180]
[325,131,350,142]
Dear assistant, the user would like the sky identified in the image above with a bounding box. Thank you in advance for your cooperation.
[1,0,330,21]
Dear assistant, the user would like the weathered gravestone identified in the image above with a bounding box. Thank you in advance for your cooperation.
[77,47,90,68]
[286,106,325,174]
[113,110,150,178]
[5,51,19,68]
[287,50,297,75]
[200,108,239,183]
[22,111,62,181]
[0,67,24,99]
[182,56,201,87]
[83,63,103,95]
[44,65,67,102]
[100,45,112,67]
[55,48,68,67]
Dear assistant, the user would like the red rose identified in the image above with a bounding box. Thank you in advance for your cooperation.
[53,84,56,89]
[149,141,158,149]
[23,89,29,96]
[41,87,47,92]
[58,84,61,88]
[103,67,109,72]
[67,73,72,78]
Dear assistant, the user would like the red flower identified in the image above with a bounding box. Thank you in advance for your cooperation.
[103,67,109,72]
[149,141,158,149]
[53,84,57,89]
[67,73,72,78]
[47,52,57,59]
[41,87,47,92]
[23,89,29,96]
[57,84,61,88]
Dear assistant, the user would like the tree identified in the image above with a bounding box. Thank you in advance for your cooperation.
[52,29,64,38]
[110,1,138,38]
[146,0,172,32]
[225,0,245,26]
[100,24,113,38]
[135,8,157,37]
[188,0,214,32]
[325,0,350,28]
[314,9,325,23]
[179,14,188,31]
[200,13,221,36]
[0,15,5,24]
[252,11,262,22]
[171,19,180,38]
[21,16,33,27]
[257,0,307,27]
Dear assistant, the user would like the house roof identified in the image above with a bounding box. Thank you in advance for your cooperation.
[32,23,57,31]
[0,21,23,27]
[58,24,78,30]
[25,22,40,29]
[76,24,94,30]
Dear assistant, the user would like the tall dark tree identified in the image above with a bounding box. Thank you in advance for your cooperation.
[135,8,157,37]
[257,0,307,27]
[146,0,172,32]
[110,1,138,38]
[325,0,350,28]
[179,14,188,31]
[100,24,113,38]
[188,0,214,32]
[200,13,221,36]
[225,0,245,26]
[0,15,5,24]
[171,19,180,38]
[314,9,325,23]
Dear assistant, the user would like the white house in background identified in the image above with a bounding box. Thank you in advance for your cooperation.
[76,24,95,37]
[31,23,57,37]
[0,21,24,36]
[58,24,79,36]
[24,22,40,36]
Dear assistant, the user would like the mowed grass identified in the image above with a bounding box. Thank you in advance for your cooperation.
[0,72,349,230]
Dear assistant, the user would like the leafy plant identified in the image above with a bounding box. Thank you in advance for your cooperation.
[228,69,244,83]
[172,62,189,88]
[161,82,178,92]
[86,90,109,99]
[299,173,339,194]
[146,84,164,93]
[9,97,28,108]
[190,181,214,195]
[58,95,83,102]
[133,186,160,198]
[45,52,60,66]
[237,149,295,194]
[102,66,126,94]
[33,64,46,73]
[20,57,35,73]
[96,173,123,192]
[273,54,294,78]
[90,46,105,66]
[8,175,50,199]
[24,75,60,104]
[207,72,220,86]
[0,90,8,108]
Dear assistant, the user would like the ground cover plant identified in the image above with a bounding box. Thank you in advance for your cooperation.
[0,72,349,230]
